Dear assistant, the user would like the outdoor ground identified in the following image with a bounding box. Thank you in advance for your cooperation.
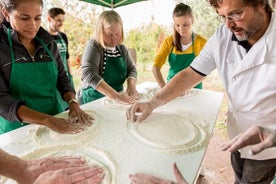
[196,70,235,184]
[196,128,235,184]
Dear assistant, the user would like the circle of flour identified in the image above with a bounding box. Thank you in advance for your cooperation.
[31,110,102,145]
[127,112,210,154]
[0,144,117,184]
[103,87,160,110]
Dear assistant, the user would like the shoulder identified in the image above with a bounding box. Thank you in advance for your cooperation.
[194,34,207,43]
[59,32,67,37]
[59,32,68,40]
[118,44,128,53]
[214,24,232,39]
[164,35,174,44]
[37,27,55,43]
[85,39,102,50]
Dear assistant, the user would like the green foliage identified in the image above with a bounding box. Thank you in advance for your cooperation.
[125,23,169,71]
[44,0,99,67]
[63,14,94,66]
[46,0,222,71]
[184,0,222,38]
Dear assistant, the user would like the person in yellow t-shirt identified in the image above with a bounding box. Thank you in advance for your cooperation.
[153,3,206,89]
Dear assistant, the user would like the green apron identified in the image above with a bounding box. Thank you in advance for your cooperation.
[55,33,72,110]
[81,52,127,104]
[167,33,202,89]
[0,29,63,134]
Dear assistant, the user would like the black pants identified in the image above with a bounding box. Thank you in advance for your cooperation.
[231,151,276,184]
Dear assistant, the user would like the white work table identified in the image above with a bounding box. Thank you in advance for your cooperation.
[0,82,223,184]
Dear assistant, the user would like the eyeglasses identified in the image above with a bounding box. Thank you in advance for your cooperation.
[217,7,248,22]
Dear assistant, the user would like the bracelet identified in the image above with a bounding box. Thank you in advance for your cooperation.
[68,98,78,105]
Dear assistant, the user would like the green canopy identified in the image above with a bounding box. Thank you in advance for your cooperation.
[79,0,148,9]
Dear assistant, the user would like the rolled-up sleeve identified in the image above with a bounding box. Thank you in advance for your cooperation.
[190,34,217,76]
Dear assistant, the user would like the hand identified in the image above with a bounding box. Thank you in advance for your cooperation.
[114,92,137,105]
[221,125,276,155]
[46,116,86,134]
[129,163,188,184]
[126,78,140,100]
[68,103,94,126]
[15,157,102,184]
[33,166,104,184]
[126,86,140,100]
[126,101,154,122]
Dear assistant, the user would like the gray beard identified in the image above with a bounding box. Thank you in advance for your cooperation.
[235,33,249,41]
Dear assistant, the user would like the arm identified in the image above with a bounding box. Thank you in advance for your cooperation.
[63,33,73,77]
[152,65,166,88]
[126,77,139,99]
[126,67,205,122]
[50,40,93,128]
[121,45,139,99]
[0,149,104,184]
[81,39,104,89]
[0,149,24,181]
[151,67,205,108]
[129,163,188,184]
[153,36,173,88]
[82,42,137,104]
[96,79,137,104]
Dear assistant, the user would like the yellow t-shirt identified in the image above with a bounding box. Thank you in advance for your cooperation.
[153,34,207,68]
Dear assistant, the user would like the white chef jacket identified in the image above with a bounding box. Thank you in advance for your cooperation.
[191,13,276,160]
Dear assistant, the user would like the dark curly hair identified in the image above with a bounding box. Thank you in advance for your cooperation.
[206,0,272,12]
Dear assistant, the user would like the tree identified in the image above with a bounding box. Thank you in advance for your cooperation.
[125,23,169,71]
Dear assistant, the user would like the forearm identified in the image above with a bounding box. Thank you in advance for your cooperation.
[151,67,205,108]
[63,91,77,103]
[127,77,136,89]
[66,59,73,76]
[17,105,53,126]
[0,149,26,180]
[96,80,118,99]
[152,65,166,88]
[81,39,103,88]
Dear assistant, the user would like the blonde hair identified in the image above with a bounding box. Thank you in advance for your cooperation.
[93,10,124,48]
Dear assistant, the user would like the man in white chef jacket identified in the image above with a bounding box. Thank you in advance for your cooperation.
[126,0,276,183]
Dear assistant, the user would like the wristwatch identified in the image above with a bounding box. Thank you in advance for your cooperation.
[68,98,78,105]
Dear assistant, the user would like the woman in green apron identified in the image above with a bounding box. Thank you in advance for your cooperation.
[152,3,206,89]
[0,0,92,134]
[79,10,139,104]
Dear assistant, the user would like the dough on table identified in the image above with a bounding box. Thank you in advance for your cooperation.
[0,144,117,184]
[127,112,210,154]
[31,110,102,145]
[103,86,160,110]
